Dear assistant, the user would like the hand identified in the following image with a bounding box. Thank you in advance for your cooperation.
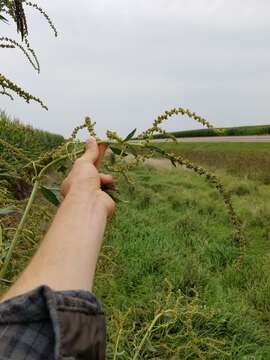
[60,138,115,217]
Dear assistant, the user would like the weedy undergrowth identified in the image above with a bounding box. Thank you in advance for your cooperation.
[0,3,245,275]
[108,280,230,359]
[0,3,252,357]
[0,107,244,278]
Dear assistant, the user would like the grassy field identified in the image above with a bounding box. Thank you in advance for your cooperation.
[157,142,270,184]
[95,163,270,359]
[153,124,270,139]
[1,128,270,358]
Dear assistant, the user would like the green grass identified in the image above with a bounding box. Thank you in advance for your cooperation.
[91,165,270,359]
[156,142,270,184]
[154,124,270,139]
[1,137,270,358]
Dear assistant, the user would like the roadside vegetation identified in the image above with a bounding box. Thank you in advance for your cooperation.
[1,116,270,358]
[153,124,270,139]
[101,164,270,359]
[157,142,270,184]
[1,2,270,358]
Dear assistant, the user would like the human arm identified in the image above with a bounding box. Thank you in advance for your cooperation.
[0,138,113,360]
[2,137,115,300]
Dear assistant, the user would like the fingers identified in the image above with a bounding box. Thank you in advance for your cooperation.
[95,143,107,169]
[100,174,116,217]
[100,174,114,186]
[80,137,99,163]
[80,138,107,169]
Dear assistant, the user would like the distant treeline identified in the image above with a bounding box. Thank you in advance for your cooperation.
[0,111,64,158]
[153,124,270,139]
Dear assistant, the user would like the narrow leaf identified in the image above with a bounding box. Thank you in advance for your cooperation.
[146,145,166,156]
[0,14,8,22]
[0,207,17,215]
[0,172,21,180]
[40,186,60,207]
[0,225,3,254]
[126,144,138,157]
[124,128,137,142]
[167,133,177,142]
[109,146,128,157]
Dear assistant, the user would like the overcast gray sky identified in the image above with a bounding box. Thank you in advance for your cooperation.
[1,0,270,138]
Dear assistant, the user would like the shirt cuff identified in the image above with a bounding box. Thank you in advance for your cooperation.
[0,286,106,360]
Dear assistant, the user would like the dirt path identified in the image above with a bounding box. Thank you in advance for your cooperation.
[144,158,174,170]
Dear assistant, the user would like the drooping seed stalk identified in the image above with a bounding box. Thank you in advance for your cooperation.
[132,310,173,360]
[0,110,245,278]
[0,140,144,278]
[144,145,244,248]
[113,328,123,360]
[1,0,57,107]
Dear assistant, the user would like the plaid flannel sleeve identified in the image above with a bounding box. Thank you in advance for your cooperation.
[0,286,106,360]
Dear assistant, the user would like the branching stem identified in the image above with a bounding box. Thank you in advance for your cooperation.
[0,180,39,278]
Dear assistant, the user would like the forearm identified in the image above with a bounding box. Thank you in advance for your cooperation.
[3,190,107,300]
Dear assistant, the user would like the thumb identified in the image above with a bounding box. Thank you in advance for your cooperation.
[81,137,99,163]
[95,143,107,169]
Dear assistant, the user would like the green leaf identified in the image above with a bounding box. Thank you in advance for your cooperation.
[145,145,166,156]
[0,14,8,22]
[167,133,177,142]
[0,172,11,178]
[109,146,128,157]
[124,128,137,142]
[0,172,20,180]
[126,144,138,157]
[40,186,61,207]
[0,225,3,254]
[146,145,177,166]
[0,207,17,215]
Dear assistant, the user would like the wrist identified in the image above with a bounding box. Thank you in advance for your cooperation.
[64,188,109,218]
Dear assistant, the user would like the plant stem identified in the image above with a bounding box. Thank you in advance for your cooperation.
[0,180,40,279]
[37,140,145,179]
[113,328,122,360]
[132,310,172,360]
[0,139,144,279]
